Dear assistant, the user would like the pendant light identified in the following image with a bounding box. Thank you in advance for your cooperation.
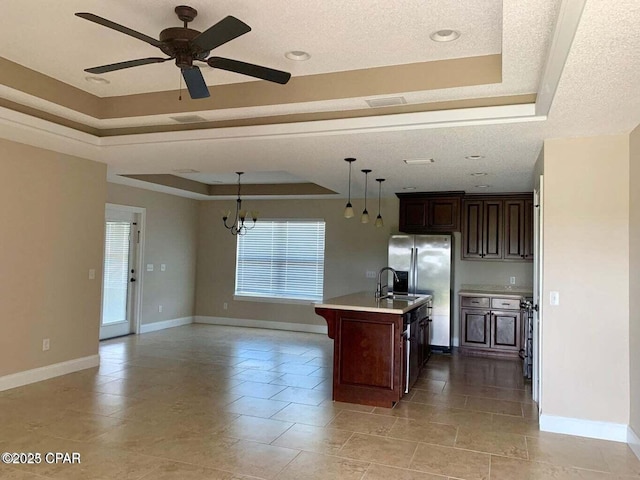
[361,169,371,223]
[375,178,385,227]
[343,158,356,218]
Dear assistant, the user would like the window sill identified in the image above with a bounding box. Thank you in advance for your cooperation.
[233,294,318,306]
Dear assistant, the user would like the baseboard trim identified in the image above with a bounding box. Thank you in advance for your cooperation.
[0,355,100,392]
[628,426,640,460]
[140,316,193,333]
[539,414,628,442]
[194,316,328,334]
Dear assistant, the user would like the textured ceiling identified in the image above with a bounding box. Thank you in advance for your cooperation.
[0,0,638,199]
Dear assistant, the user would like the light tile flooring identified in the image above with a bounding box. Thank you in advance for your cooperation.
[1,324,638,479]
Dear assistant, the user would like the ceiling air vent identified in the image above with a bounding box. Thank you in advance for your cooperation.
[169,115,207,123]
[365,96,407,108]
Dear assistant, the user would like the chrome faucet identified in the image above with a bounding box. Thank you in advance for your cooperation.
[376,267,399,299]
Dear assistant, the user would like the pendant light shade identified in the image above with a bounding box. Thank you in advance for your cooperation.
[343,158,356,218]
[361,169,371,223]
[375,178,385,227]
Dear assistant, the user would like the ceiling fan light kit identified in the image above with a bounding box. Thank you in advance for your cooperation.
[75,5,291,100]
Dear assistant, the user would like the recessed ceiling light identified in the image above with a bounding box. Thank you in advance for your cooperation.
[430,29,461,42]
[475,185,491,188]
[465,155,485,160]
[285,50,311,61]
[403,159,435,165]
[85,76,110,85]
[470,172,488,177]
[402,187,417,190]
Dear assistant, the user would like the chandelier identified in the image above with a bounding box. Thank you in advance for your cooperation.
[222,172,257,235]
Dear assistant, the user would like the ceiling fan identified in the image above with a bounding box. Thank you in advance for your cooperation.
[75,5,292,99]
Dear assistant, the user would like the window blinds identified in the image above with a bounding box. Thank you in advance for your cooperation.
[235,220,326,301]
[102,221,131,325]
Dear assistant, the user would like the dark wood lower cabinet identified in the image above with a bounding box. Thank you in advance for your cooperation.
[315,302,432,407]
[316,308,404,407]
[459,294,523,358]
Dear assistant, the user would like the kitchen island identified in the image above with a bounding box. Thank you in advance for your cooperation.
[315,292,432,407]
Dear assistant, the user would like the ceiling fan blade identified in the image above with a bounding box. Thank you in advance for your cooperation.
[193,16,251,51]
[75,12,163,48]
[207,57,291,84]
[85,57,172,74]
[182,66,210,99]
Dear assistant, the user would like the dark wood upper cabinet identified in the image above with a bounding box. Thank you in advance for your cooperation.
[462,194,532,262]
[462,198,502,259]
[397,192,463,233]
[524,198,534,260]
[504,199,526,259]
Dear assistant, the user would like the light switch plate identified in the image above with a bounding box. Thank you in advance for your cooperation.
[510,276,516,285]
[161,264,166,272]
[147,264,154,272]
[550,291,560,306]
[89,269,96,280]
[366,271,376,279]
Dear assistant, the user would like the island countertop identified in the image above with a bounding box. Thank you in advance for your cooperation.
[315,291,432,314]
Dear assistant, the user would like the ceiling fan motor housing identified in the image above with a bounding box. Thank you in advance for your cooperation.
[159,27,209,67]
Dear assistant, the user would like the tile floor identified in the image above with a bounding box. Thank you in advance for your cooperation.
[1,324,638,479]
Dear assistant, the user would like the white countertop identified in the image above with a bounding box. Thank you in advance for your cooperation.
[315,292,432,314]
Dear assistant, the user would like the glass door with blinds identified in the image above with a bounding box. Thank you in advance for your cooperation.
[100,208,138,340]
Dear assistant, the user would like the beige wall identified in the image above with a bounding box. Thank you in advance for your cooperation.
[107,183,199,325]
[0,139,106,376]
[196,198,398,326]
[542,135,630,424]
[630,124,640,435]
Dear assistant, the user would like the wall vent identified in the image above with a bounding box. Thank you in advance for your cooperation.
[365,96,407,108]
[169,115,207,123]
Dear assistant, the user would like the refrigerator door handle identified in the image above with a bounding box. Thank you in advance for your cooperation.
[414,248,419,294]
[409,248,415,293]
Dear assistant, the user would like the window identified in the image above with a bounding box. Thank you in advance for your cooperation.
[235,219,326,302]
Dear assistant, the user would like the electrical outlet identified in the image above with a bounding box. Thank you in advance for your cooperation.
[550,291,560,306]
[366,271,377,279]
[158,305,163,313]
[161,264,166,272]
[510,276,516,285]
[223,302,228,310]
[89,269,96,280]
[42,338,50,351]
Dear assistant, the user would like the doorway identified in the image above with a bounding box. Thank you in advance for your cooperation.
[100,204,145,340]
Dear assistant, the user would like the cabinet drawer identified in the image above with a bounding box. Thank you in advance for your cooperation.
[490,298,521,310]
[461,296,489,308]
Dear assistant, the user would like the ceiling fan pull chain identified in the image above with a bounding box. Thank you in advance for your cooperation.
[178,70,183,101]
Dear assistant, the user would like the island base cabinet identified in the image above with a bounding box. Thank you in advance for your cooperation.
[315,308,405,408]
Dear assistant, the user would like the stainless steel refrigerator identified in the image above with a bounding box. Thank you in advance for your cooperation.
[389,234,453,351]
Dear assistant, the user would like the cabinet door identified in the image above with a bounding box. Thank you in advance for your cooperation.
[483,200,503,259]
[399,199,428,232]
[503,199,525,259]
[462,200,483,259]
[490,310,521,351]
[460,308,490,347]
[524,198,534,260]
[428,197,460,231]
